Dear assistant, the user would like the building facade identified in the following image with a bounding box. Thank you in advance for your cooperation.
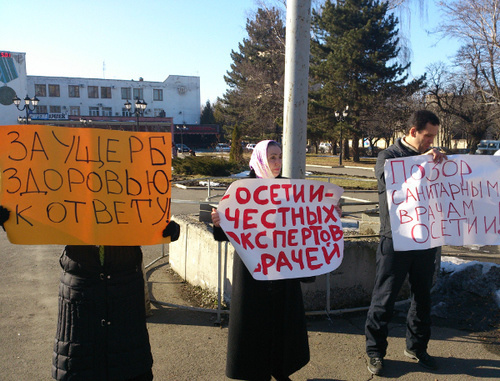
[0,51,201,127]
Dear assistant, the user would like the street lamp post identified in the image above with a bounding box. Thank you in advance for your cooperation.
[176,125,189,153]
[335,105,349,166]
[124,98,147,131]
[13,95,39,124]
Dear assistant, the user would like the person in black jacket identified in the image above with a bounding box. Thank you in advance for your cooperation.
[211,140,310,381]
[365,110,447,376]
[0,205,180,381]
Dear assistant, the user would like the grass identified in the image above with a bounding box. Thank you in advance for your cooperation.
[306,154,377,168]
[174,153,378,190]
[307,174,376,190]
[305,154,377,190]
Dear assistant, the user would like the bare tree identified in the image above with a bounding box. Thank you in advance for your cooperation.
[425,62,493,151]
[438,0,500,109]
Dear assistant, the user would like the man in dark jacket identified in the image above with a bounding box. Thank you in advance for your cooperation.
[365,110,447,376]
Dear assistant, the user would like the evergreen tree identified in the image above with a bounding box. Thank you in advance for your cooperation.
[221,7,286,141]
[200,100,216,124]
[310,0,423,161]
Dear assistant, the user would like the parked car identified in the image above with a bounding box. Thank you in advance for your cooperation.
[176,144,191,152]
[475,140,500,155]
[215,143,231,152]
[246,143,256,151]
[319,142,332,153]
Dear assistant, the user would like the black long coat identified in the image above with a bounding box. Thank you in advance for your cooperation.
[52,245,153,381]
[214,177,310,380]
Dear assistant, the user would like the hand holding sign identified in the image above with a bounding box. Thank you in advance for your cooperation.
[217,179,344,280]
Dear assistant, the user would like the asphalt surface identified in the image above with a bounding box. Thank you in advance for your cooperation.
[0,166,499,380]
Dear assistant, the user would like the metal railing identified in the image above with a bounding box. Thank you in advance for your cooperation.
[146,176,381,323]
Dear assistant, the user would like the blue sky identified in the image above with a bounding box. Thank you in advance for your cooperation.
[1,0,459,105]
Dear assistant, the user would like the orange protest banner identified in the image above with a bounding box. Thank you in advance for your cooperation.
[0,125,172,245]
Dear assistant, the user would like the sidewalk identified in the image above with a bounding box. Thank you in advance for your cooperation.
[0,235,499,380]
[142,244,500,381]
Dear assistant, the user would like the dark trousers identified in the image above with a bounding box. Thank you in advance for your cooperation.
[365,236,438,358]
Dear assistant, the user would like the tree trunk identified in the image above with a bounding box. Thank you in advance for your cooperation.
[352,133,361,162]
[343,138,350,160]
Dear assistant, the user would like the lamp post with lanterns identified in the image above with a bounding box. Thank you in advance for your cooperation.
[79,118,93,126]
[124,98,147,131]
[335,105,349,166]
[13,95,39,124]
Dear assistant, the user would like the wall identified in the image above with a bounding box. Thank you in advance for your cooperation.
[26,75,200,125]
[169,214,381,311]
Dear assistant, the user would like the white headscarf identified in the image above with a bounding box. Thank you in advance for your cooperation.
[249,140,278,179]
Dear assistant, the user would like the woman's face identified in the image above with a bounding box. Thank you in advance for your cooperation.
[267,144,282,177]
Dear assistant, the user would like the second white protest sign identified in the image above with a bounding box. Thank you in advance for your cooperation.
[217,178,344,281]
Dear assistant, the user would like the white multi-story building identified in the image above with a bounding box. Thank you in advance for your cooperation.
[0,51,200,127]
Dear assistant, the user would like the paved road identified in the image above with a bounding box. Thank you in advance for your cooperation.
[306,163,375,178]
[1,233,499,380]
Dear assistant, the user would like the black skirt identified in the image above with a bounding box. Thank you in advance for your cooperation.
[52,246,153,381]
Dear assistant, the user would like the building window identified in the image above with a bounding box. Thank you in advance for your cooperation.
[35,105,48,114]
[102,107,112,116]
[121,87,131,100]
[49,105,61,113]
[133,88,144,100]
[68,85,80,98]
[122,108,131,117]
[153,89,163,101]
[69,106,80,116]
[48,84,60,97]
[88,86,99,98]
[101,87,112,99]
[89,107,99,116]
[35,84,46,97]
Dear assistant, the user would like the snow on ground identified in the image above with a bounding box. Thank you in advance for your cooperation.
[440,256,500,309]
[441,255,499,275]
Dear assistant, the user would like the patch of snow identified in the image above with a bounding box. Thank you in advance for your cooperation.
[232,171,250,178]
[441,256,498,275]
[199,181,220,187]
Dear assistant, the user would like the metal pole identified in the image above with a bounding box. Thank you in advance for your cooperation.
[184,224,188,281]
[326,273,331,313]
[339,125,343,166]
[282,0,312,180]
[216,241,222,325]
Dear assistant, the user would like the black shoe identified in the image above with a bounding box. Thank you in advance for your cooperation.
[404,349,438,370]
[367,357,384,375]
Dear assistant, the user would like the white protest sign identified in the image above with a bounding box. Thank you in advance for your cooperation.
[217,179,344,281]
[385,155,500,251]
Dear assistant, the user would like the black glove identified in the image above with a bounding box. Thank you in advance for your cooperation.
[0,206,11,231]
[162,220,180,242]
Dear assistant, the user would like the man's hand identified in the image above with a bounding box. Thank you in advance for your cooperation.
[424,147,447,163]
[211,208,221,227]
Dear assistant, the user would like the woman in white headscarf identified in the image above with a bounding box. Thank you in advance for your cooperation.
[212,140,310,381]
